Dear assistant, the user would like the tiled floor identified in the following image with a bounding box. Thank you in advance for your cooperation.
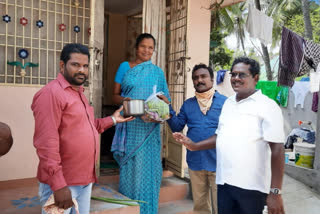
[282,174,320,213]
[1,174,320,214]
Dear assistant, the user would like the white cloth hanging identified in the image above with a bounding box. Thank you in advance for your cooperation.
[291,81,310,108]
[310,65,320,92]
[245,4,274,45]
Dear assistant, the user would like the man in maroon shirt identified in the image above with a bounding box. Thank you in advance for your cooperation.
[32,43,134,213]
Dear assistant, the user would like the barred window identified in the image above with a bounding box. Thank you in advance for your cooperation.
[0,0,90,85]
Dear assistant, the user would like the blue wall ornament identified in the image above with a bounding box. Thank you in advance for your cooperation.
[36,20,44,28]
[2,14,11,23]
[18,49,29,59]
[74,26,80,33]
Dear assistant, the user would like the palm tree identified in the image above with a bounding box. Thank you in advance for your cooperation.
[211,3,247,56]
[301,0,313,40]
[253,0,273,80]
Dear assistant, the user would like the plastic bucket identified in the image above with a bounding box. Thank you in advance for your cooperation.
[294,143,315,169]
[285,153,289,164]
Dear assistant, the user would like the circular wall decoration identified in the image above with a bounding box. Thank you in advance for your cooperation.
[74,26,80,33]
[59,23,66,31]
[18,49,29,59]
[36,20,44,28]
[20,17,28,26]
[2,14,11,23]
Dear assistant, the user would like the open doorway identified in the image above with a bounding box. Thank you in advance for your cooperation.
[101,0,143,176]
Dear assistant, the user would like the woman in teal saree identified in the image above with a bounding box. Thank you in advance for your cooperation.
[112,33,170,214]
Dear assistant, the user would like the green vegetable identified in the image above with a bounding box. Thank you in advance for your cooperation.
[146,99,169,120]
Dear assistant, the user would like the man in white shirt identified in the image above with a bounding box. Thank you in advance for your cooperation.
[173,57,285,214]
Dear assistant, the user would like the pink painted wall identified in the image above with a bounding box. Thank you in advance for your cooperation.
[0,85,90,181]
[0,85,41,181]
[185,0,212,99]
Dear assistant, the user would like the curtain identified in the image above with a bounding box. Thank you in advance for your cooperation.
[142,0,166,70]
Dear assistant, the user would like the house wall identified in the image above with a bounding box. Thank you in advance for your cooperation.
[281,90,317,136]
[0,85,40,181]
[185,0,212,99]
[283,90,320,194]
[214,71,235,97]
[0,85,90,181]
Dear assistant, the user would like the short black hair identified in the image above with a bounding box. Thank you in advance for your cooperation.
[192,63,214,79]
[230,57,260,77]
[60,43,90,64]
[135,33,156,49]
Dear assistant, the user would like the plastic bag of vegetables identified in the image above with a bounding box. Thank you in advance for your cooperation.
[143,85,170,122]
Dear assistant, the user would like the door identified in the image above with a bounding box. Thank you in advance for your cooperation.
[89,0,105,176]
[164,0,189,178]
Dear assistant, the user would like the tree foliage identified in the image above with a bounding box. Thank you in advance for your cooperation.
[209,28,234,70]
[208,0,320,74]
[286,7,320,42]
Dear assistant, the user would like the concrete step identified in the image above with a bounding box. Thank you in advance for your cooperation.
[159,199,194,214]
[98,171,190,204]
[159,176,190,203]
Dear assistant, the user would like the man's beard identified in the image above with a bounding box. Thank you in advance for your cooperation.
[64,72,87,86]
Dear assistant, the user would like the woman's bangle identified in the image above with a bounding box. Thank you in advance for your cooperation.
[111,116,117,126]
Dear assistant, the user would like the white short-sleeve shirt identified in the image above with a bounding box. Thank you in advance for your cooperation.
[215,90,285,194]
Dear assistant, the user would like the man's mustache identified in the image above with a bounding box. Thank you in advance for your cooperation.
[74,73,86,78]
[197,82,205,87]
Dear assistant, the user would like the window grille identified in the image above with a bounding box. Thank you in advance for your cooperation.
[0,0,90,85]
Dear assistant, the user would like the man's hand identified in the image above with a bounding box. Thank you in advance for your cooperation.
[172,132,197,151]
[53,186,73,210]
[157,95,170,104]
[112,106,135,123]
[266,194,285,214]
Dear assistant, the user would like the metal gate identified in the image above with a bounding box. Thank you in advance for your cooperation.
[0,0,90,85]
[164,0,189,177]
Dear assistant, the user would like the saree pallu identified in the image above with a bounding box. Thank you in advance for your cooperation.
[112,60,170,214]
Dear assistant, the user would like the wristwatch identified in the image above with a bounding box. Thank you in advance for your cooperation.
[270,188,281,195]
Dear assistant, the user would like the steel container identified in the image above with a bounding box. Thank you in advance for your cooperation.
[123,99,145,117]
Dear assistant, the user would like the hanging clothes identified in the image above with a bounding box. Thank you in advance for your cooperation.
[298,40,320,76]
[216,70,227,85]
[276,86,289,107]
[310,70,320,93]
[312,92,318,112]
[245,4,274,45]
[278,27,305,87]
[255,81,289,107]
[291,81,310,108]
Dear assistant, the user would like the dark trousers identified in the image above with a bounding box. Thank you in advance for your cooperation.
[218,183,267,214]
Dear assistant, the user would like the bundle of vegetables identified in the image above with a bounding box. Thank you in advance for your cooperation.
[91,196,147,206]
[144,85,170,122]
[145,100,170,122]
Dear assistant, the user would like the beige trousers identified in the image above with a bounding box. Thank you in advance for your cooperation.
[189,169,217,214]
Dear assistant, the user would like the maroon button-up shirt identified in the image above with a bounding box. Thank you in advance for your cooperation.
[32,73,113,191]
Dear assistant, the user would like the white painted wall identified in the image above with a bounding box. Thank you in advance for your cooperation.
[214,71,235,97]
